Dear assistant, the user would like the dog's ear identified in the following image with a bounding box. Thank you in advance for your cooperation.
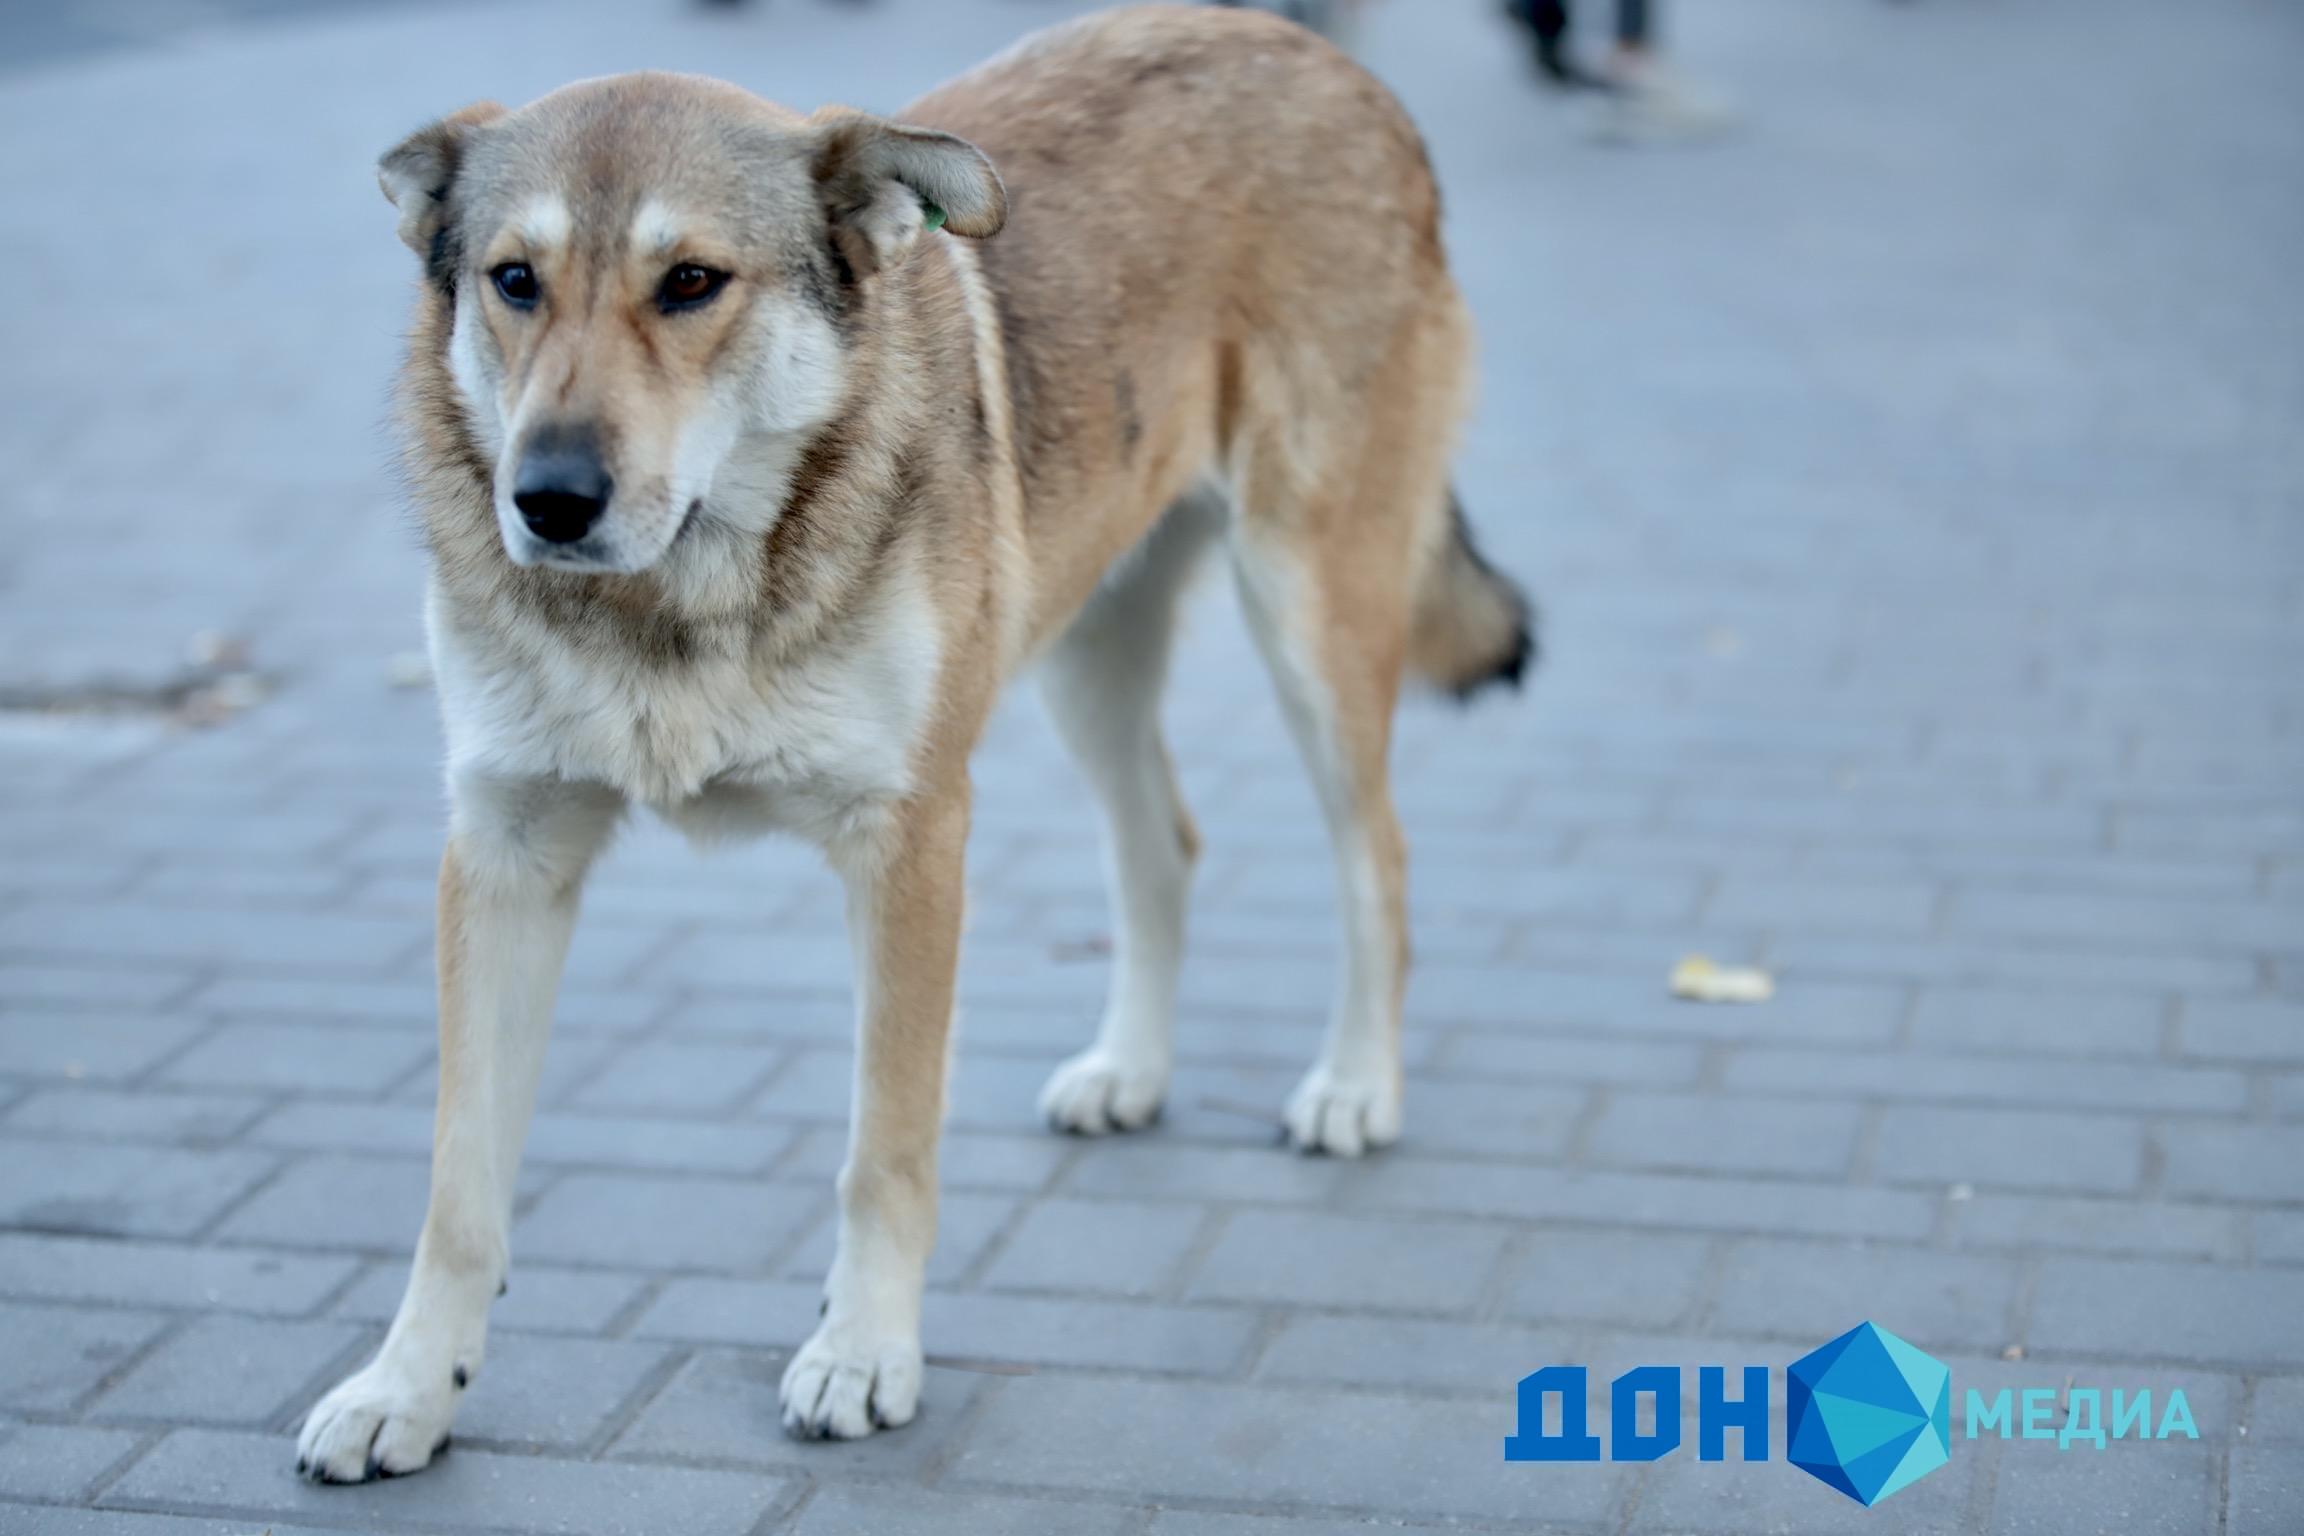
[377,102,508,260]
[811,111,1007,280]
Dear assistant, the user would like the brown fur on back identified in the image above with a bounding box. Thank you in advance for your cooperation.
[905,5,1461,649]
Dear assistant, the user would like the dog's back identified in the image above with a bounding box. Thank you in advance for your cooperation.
[906,6,1511,683]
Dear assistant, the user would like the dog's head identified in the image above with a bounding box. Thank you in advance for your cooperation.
[379,74,1005,574]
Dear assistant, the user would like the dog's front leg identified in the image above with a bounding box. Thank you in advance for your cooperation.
[298,774,621,1483]
[780,786,968,1440]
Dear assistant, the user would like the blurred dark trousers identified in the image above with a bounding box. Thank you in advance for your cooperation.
[1518,0,1652,47]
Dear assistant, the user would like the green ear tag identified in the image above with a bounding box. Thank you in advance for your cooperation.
[921,201,948,232]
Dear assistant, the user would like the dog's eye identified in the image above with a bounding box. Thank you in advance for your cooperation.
[658,264,728,312]
[490,263,540,308]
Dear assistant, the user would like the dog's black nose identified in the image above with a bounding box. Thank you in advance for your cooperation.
[512,427,611,544]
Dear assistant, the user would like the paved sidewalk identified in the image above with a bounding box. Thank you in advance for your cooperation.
[2,0,2300,1532]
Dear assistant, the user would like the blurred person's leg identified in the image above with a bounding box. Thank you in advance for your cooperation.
[298,777,624,1482]
[1589,0,1735,142]
[1507,0,1608,89]
[1036,490,1223,1136]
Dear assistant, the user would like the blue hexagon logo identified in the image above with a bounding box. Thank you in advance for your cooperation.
[1786,1321,1951,1507]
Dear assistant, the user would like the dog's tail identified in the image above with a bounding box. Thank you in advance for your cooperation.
[1409,487,1536,700]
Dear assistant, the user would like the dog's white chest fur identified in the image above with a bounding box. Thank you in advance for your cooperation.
[427,577,942,839]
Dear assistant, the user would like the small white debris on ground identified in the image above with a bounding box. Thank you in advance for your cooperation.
[1669,954,1776,1004]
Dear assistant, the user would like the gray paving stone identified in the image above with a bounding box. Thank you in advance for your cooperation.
[1439,1033,1706,1089]
[2226,1447,2304,1536]
[1948,1195,2240,1262]
[568,1039,788,1114]
[666,991,863,1046]
[1499,1230,1712,1329]
[949,1375,1628,1524]
[982,1197,1206,1298]
[0,902,416,973]
[1767,933,2257,995]
[0,1509,373,1536]
[932,1290,1262,1376]
[623,1276,822,1351]
[2255,1071,2304,1120]
[1400,1079,1586,1159]
[1708,1241,2022,1351]
[1353,1159,1939,1241]
[449,1333,674,1450]
[2029,1259,2304,1368]
[0,1013,207,1084]
[2180,998,2304,1064]
[1987,1441,2216,1536]
[1408,969,1906,1046]
[1909,987,2165,1059]
[1255,1314,1580,1398]
[188,974,434,1027]
[1874,1105,2147,1195]
[0,1140,275,1240]
[1061,1142,1348,1205]
[0,1301,169,1411]
[89,1314,364,1427]
[1721,1049,2248,1114]
[634,1274,1261,1380]
[2241,1377,2304,1444]
[240,1100,438,1159]
[2157,1124,2304,1204]
[4,1088,267,1144]
[0,966,194,1013]
[2255,1212,2304,1266]
[157,1022,431,1095]
[1146,1515,1534,1536]
[788,1485,1137,1536]
[1952,888,2301,954]
[514,1172,821,1272]
[1188,1210,1506,1314]
[1635,1432,1978,1534]
[330,1259,646,1335]
[0,1422,146,1504]
[1586,1093,1861,1179]
[104,1427,786,1536]
[1704,873,1939,935]
[612,1348,977,1473]
[0,1234,356,1315]
[212,1155,430,1253]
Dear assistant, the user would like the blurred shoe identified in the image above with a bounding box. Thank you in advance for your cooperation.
[1585,59,1737,144]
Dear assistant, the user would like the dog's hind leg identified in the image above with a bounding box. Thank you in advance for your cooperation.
[297,774,622,1482]
[1222,287,1473,1154]
[1228,507,1414,1157]
[1035,488,1225,1135]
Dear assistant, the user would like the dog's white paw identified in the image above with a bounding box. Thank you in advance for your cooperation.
[779,1317,922,1440]
[1038,1047,1168,1135]
[1284,1062,1401,1157]
[297,1359,459,1483]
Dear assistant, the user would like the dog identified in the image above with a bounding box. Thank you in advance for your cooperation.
[296,4,1530,1480]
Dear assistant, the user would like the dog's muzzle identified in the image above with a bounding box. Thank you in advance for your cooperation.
[512,423,612,546]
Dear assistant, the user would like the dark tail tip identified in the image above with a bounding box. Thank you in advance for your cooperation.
[1449,604,1538,702]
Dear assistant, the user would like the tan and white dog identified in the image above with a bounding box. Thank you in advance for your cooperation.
[297,5,1529,1480]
